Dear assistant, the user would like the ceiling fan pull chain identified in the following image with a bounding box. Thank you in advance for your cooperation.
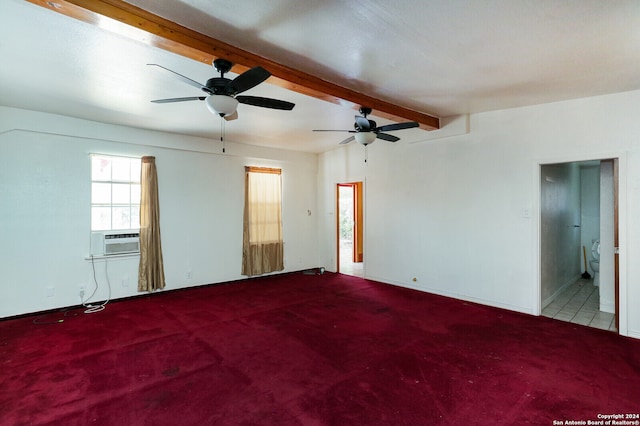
[365,145,368,163]
[220,116,226,153]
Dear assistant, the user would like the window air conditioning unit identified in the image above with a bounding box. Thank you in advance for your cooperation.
[92,231,140,255]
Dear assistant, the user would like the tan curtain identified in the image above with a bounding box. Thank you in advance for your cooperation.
[138,156,166,292]
[242,167,284,276]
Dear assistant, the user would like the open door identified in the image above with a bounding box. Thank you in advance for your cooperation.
[608,159,619,331]
[337,182,363,276]
[600,159,619,333]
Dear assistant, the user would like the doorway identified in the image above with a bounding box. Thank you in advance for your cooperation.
[540,159,618,333]
[337,182,363,277]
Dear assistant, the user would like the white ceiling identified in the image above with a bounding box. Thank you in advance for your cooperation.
[1,0,639,153]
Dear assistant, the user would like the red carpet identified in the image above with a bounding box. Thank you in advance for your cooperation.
[1,272,639,425]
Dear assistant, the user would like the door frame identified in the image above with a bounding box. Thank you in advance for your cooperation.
[535,153,627,336]
[336,181,364,274]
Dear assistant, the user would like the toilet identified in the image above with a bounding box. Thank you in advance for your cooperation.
[589,240,600,287]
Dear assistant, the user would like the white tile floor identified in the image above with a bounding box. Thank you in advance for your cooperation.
[542,278,617,332]
[339,242,364,278]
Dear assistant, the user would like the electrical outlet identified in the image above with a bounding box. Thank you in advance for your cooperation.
[186,270,192,280]
[79,285,85,299]
[122,275,129,287]
[46,286,55,297]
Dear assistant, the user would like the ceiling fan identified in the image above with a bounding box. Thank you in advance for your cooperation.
[148,59,295,119]
[313,107,419,145]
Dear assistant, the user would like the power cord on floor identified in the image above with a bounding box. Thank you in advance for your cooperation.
[82,255,111,314]
[32,256,111,324]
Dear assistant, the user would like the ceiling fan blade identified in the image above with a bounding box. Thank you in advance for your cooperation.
[376,121,419,132]
[224,110,239,121]
[312,129,356,132]
[150,96,206,103]
[376,133,400,142]
[355,115,371,131]
[226,66,271,95]
[339,135,356,145]
[147,64,211,94]
[236,95,295,110]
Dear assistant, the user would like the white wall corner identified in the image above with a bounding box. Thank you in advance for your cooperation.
[409,114,470,143]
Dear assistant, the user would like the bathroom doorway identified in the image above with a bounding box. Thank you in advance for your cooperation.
[539,159,618,333]
[337,182,363,277]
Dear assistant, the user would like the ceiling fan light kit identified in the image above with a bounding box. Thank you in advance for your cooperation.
[354,132,377,145]
[205,95,239,117]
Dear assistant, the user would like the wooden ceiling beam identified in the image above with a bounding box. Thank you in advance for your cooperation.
[26,0,439,130]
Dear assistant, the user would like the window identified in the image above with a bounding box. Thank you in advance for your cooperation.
[241,166,284,276]
[246,168,283,244]
[91,154,141,231]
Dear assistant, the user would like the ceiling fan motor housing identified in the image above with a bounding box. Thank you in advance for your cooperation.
[354,119,376,131]
[205,77,232,95]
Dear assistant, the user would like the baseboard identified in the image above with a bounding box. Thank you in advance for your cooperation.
[626,329,640,339]
[365,274,534,316]
[542,274,581,309]
[600,301,615,314]
[0,269,321,321]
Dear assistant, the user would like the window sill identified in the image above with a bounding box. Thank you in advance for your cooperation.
[84,253,140,262]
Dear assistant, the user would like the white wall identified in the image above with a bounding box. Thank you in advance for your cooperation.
[0,107,319,318]
[318,90,640,339]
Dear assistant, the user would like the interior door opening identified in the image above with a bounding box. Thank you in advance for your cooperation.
[337,182,363,277]
[540,159,618,333]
